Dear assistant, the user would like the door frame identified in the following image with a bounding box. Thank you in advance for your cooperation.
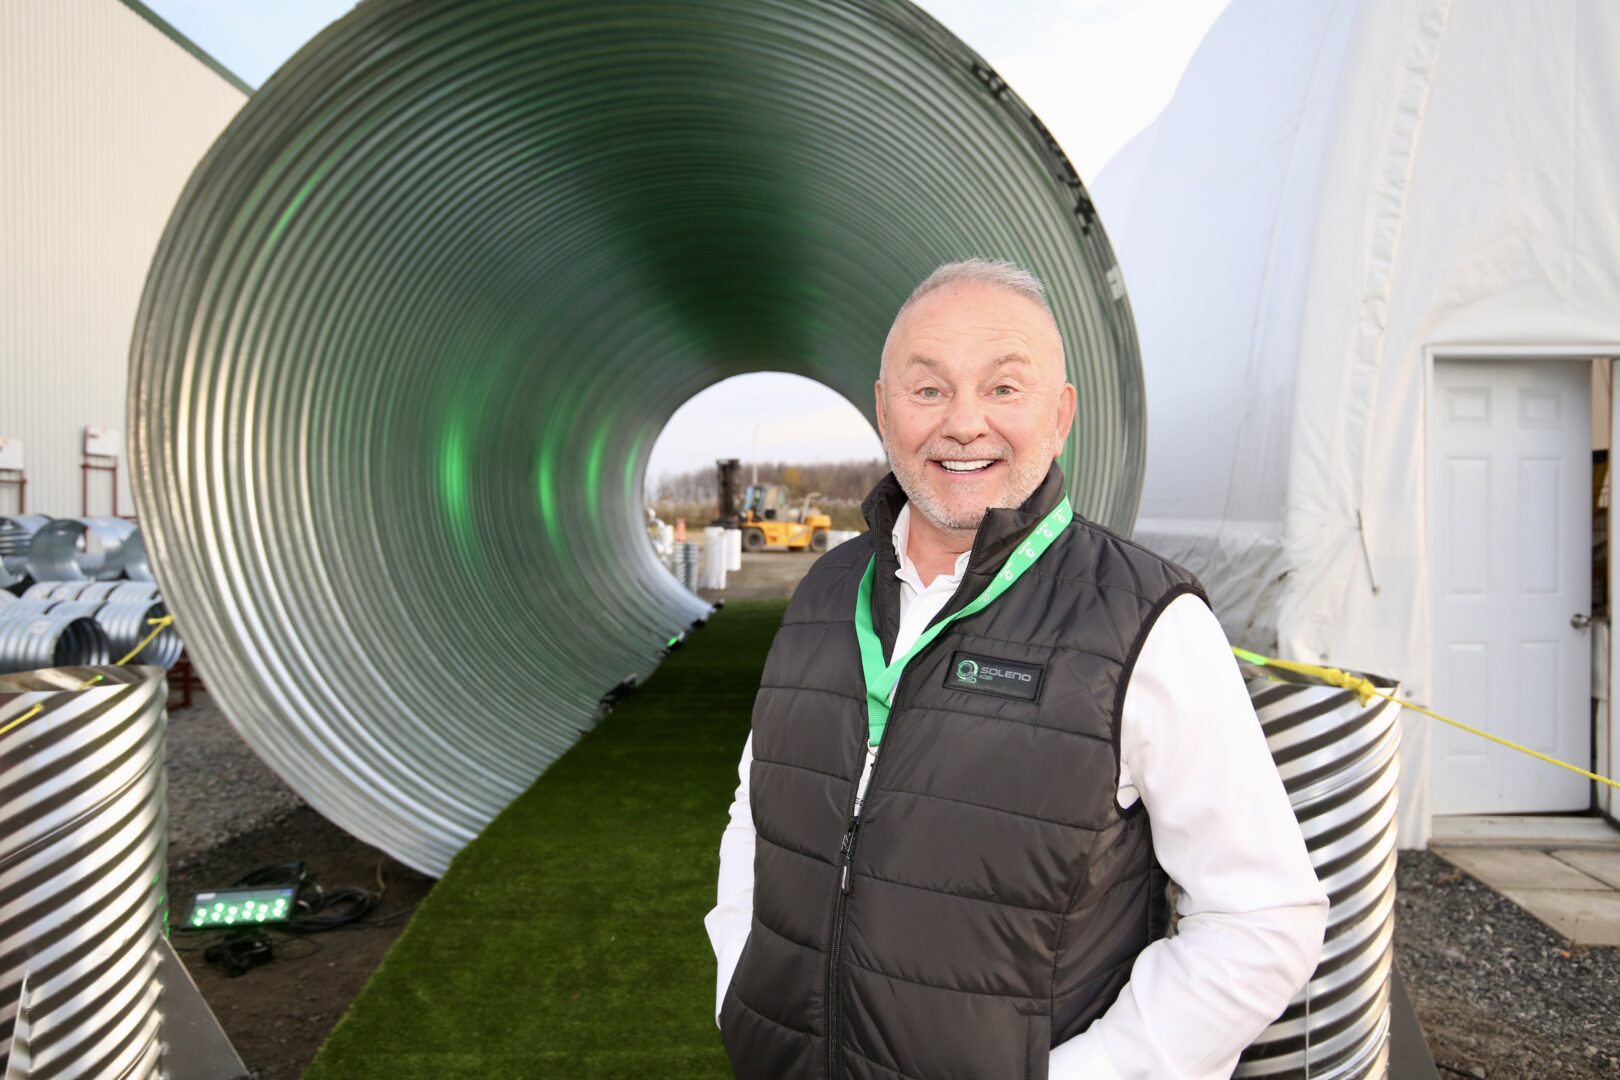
[1424,344,1620,818]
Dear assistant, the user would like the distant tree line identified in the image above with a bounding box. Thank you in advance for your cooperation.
[651,458,889,504]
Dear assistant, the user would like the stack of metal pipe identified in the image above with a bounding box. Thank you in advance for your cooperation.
[23,518,139,582]
[0,585,180,674]
[0,516,159,592]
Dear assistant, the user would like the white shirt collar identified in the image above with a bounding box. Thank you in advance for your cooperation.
[891,503,972,594]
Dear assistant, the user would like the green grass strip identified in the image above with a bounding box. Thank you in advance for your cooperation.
[305,599,786,1078]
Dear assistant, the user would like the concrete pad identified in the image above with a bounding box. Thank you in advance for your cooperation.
[1553,848,1620,890]
[1498,887,1620,946]
[1435,846,1611,890]
[1431,815,1620,849]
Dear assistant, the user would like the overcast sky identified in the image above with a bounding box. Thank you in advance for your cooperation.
[147,0,1231,484]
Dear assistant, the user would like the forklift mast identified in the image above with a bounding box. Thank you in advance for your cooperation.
[715,458,742,526]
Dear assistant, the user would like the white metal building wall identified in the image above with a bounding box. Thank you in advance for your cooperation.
[0,0,247,518]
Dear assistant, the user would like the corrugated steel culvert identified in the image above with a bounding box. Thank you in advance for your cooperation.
[129,0,1146,876]
[1238,667,1403,1080]
[0,666,168,1078]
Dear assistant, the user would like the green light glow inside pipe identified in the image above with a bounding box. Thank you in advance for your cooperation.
[129,0,1145,876]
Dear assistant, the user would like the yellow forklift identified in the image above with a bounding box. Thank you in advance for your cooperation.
[716,459,831,552]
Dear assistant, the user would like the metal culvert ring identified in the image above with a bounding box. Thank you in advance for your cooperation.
[109,582,161,604]
[0,516,48,590]
[130,0,1143,875]
[122,529,155,583]
[96,602,182,670]
[0,613,113,674]
[0,665,167,1077]
[1237,670,1402,1079]
[24,519,138,582]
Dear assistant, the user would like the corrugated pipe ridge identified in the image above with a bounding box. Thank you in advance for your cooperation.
[0,612,112,674]
[1237,671,1403,1080]
[128,0,1144,876]
[0,666,168,1078]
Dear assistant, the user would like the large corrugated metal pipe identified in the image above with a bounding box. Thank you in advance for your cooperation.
[1237,667,1402,1080]
[0,665,168,1078]
[129,0,1144,875]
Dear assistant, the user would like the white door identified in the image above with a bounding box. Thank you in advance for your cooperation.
[1432,359,1591,813]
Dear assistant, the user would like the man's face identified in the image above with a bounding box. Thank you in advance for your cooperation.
[875,282,1076,535]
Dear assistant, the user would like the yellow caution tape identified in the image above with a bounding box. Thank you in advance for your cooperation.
[1234,646,1620,793]
[0,616,177,738]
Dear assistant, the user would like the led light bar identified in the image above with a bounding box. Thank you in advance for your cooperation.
[183,886,298,929]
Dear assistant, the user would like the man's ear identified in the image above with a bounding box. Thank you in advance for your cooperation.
[1054,382,1077,445]
[873,380,888,441]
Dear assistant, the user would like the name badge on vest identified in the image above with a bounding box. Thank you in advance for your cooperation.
[944,651,1043,701]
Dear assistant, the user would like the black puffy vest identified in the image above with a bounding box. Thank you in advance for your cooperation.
[720,465,1208,1080]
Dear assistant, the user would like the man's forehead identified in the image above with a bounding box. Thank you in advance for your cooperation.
[901,352,1034,371]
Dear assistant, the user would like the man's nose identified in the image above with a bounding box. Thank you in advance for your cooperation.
[939,392,990,443]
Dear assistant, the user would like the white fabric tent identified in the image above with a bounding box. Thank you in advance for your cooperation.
[1093,0,1620,846]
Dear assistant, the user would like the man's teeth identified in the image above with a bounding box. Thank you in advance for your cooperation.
[939,460,995,472]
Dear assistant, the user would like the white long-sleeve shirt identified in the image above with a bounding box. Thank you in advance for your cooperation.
[705,505,1329,1078]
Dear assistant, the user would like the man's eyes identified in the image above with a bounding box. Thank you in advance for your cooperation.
[913,384,1018,398]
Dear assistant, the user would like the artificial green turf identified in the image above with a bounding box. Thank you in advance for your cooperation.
[304,600,786,1079]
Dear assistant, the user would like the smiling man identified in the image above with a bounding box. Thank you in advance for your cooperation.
[706,259,1328,1079]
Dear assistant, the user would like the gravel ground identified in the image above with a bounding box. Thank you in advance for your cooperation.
[1395,849,1620,1079]
[166,691,306,870]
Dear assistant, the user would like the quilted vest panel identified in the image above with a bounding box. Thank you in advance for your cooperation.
[720,468,1207,1080]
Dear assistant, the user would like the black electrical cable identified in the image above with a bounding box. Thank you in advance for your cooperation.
[291,886,375,931]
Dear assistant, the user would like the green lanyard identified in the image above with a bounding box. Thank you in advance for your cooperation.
[854,497,1072,746]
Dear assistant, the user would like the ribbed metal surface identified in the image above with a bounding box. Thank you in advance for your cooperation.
[96,601,180,669]
[22,581,93,601]
[75,581,124,605]
[0,518,48,589]
[44,600,104,622]
[1237,670,1402,1080]
[0,612,112,674]
[108,583,160,604]
[121,531,154,582]
[0,665,167,1078]
[25,519,138,582]
[0,0,246,519]
[129,0,1143,875]
[0,600,56,621]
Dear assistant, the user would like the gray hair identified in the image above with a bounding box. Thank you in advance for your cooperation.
[897,258,1052,320]
[881,258,1060,378]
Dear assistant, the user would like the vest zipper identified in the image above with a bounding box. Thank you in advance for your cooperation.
[828,520,999,1077]
[825,754,869,1079]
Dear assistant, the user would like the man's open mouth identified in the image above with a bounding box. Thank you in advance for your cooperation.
[934,459,999,474]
